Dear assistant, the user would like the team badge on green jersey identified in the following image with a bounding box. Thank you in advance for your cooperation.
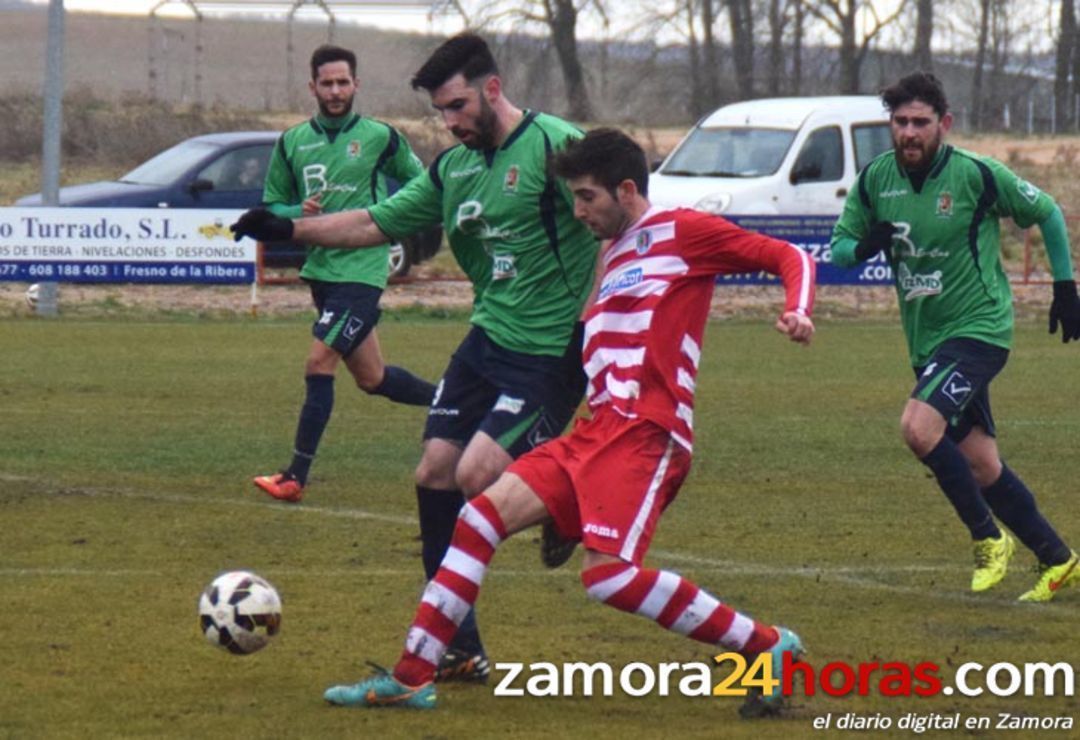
[1016,178,1040,204]
[347,140,361,158]
[936,192,953,217]
[503,165,520,193]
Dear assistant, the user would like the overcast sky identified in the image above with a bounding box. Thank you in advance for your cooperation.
[28,0,465,35]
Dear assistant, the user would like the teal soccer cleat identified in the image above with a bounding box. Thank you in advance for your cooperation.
[739,626,805,719]
[324,665,436,710]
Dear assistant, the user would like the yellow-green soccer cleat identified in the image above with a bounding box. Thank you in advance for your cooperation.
[324,665,436,710]
[971,533,1015,592]
[1018,551,1080,603]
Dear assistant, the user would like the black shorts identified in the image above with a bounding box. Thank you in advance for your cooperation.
[911,337,1009,442]
[307,280,382,358]
[424,326,584,459]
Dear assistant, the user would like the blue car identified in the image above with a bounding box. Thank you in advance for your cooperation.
[17,131,440,277]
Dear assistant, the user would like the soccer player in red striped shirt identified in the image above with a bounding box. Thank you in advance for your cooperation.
[324,128,816,716]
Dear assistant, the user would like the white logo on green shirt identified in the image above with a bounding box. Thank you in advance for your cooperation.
[898,263,943,301]
[492,253,517,280]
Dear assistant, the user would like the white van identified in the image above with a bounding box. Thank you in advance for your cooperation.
[649,96,892,215]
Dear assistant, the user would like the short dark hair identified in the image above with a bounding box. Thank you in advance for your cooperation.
[881,71,948,117]
[310,45,356,79]
[411,32,498,92]
[549,127,649,198]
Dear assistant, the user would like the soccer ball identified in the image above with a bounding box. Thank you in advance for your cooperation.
[25,283,40,309]
[198,570,282,655]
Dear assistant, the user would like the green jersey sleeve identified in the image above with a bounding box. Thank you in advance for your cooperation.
[382,129,425,185]
[262,136,303,219]
[830,168,876,267]
[367,163,443,241]
[984,156,1056,228]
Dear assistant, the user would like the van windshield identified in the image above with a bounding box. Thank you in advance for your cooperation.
[661,127,796,177]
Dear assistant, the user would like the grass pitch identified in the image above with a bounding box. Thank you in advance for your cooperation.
[1,313,1078,738]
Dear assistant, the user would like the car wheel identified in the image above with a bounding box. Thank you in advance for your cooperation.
[388,242,411,280]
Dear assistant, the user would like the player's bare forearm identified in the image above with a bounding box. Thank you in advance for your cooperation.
[293,209,389,248]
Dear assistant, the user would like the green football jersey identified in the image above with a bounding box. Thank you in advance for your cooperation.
[368,111,599,356]
[262,112,424,287]
[831,145,1057,366]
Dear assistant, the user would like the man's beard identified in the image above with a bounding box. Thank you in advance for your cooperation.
[459,98,498,150]
[317,93,354,119]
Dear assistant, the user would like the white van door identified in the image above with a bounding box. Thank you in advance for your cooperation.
[788,125,850,214]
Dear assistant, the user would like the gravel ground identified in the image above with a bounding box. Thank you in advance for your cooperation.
[0,271,1059,325]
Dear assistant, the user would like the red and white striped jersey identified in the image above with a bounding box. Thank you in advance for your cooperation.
[582,206,815,451]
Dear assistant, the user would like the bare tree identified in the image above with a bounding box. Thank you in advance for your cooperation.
[805,0,909,93]
[701,0,721,108]
[792,0,805,94]
[450,0,606,121]
[1055,0,1076,131]
[970,0,992,128]
[913,0,933,70]
[725,0,755,98]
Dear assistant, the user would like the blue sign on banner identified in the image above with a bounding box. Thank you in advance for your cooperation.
[723,214,893,286]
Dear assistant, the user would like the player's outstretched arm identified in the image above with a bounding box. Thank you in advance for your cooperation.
[1038,205,1080,343]
[774,311,815,345]
[231,207,390,248]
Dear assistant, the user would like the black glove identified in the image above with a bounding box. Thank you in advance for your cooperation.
[854,221,897,261]
[230,208,294,243]
[1049,279,1080,343]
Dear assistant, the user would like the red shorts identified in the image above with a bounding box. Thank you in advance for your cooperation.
[508,410,691,566]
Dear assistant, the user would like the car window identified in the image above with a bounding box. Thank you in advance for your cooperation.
[792,126,843,183]
[661,127,796,177]
[853,123,892,172]
[120,140,220,186]
[199,145,273,191]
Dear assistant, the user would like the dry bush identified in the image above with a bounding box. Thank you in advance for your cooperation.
[2,88,269,166]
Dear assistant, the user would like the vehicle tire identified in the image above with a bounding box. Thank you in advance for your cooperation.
[388,242,411,280]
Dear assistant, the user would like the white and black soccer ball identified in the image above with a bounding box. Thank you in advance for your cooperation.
[198,570,281,655]
[25,283,40,309]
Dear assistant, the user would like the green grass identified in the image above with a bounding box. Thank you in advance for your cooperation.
[1,315,1079,738]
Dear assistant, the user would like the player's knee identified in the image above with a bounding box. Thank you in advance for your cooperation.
[455,464,495,498]
[966,455,1002,488]
[354,369,383,394]
[900,417,938,458]
[415,456,456,490]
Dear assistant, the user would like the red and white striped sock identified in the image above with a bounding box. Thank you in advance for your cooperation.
[393,495,506,686]
[581,562,778,655]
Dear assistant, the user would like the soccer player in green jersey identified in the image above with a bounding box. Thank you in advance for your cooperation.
[233,33,598,679]
[251,45,436,504]
[831,72,1080,602]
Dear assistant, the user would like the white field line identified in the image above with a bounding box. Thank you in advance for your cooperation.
[2,477,1072,611]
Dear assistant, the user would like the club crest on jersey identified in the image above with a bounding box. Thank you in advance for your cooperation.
[503,165,520,193]
[347,140,361,159]
[635,230,652,254]
[936,192,953,217]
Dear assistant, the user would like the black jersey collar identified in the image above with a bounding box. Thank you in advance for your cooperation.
[309,112,361,142]
[895,144,952,194]
[481,110,537,166]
